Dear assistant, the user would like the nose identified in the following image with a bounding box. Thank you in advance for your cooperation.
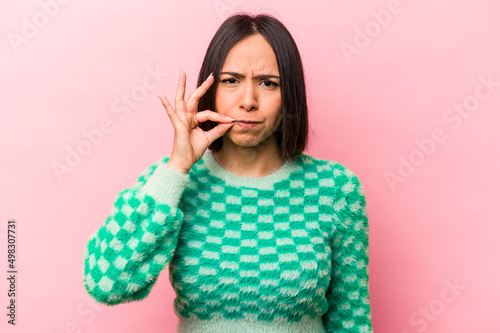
[239,81,258,112]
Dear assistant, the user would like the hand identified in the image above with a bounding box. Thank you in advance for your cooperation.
[158,70,235,173]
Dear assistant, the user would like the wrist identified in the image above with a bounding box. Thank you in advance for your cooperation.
[166,160,189,174]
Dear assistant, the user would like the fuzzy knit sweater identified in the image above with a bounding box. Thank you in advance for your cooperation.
[83,150,373,333]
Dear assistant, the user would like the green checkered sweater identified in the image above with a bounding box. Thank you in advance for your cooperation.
[83,150,373,333]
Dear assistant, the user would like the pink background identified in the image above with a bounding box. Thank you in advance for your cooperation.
[1,1,499,332]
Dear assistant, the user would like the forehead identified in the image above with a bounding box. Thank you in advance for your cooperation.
[221,34,278,73]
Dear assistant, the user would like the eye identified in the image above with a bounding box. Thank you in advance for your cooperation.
[221,78,238,84]
[261,80,279,88]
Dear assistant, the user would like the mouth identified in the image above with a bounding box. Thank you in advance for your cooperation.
[234,120,261,124]
[234,120,261,128]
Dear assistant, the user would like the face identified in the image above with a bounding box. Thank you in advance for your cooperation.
[215,34,282,149]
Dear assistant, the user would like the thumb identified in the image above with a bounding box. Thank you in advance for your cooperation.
[204,122,234,145]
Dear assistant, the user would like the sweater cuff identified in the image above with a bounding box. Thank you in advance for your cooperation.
[141,165,190,207]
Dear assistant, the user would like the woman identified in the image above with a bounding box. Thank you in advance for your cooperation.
[83,13,373,333]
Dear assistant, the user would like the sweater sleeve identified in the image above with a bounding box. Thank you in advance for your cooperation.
[82,155,190,305]
[322,165,373,332]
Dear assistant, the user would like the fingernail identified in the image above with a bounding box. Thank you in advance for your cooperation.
[206,72,213,80]
[226,116,235,121]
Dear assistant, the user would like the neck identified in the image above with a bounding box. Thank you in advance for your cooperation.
[213,135,286,178]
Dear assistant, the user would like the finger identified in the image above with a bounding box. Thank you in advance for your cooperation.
[204,122,234,144]
[158,94,180,126]
[158,94,174,116]
[194,110,234,126]
[175,70,187,112]
[186,73,214,113]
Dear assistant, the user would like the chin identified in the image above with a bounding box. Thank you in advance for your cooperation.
[233,140,261,148]
[224,132,276,149]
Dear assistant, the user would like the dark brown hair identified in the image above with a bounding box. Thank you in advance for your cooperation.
[197,12,309,160]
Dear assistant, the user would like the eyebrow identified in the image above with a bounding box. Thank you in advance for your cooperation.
[220,71,280,80]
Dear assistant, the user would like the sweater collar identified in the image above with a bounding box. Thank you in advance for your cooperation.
[201,150,298,188]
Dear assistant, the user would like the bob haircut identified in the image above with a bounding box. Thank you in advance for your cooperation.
[196,13,309,161]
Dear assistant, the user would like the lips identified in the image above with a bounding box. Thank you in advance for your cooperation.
[234,120,260,128]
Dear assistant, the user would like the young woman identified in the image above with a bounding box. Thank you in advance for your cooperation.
[83,13,374,333]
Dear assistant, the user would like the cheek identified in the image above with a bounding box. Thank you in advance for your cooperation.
[274,113,282,129]
[261,93,281,111]
[214,87,223,112]
[214,96,224,113]
[215,91,232,113]
[272,93,282,111]
[272,96,282,121]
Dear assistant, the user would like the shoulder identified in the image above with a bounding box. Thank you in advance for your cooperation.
[298,154,366,201]
[298,154,361,182]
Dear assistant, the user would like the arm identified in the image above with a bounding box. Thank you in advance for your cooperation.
[323,165,373,332]
[83,155,190,305]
